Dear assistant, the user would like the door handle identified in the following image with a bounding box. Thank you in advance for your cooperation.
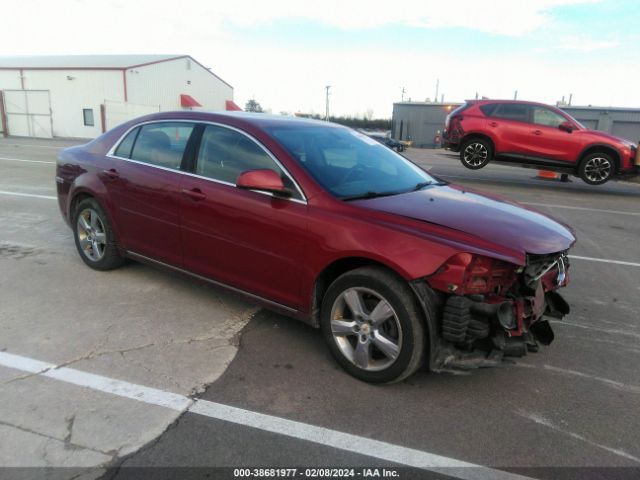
[532,130,542,135]
[181,188,206,201]
[489,122,498,127]
[102,168,120,179]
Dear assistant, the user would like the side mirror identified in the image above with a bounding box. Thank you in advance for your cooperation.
[559,121,575,133]
[236,169,291,197]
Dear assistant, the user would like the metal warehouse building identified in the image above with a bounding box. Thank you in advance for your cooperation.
[392,101,640,148]
[0,54,239,139]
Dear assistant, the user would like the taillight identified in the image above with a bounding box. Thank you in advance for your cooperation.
[427,253,518,295]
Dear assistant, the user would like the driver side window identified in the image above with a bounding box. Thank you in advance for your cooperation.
[532,107,567,128]
[195,125,303,200]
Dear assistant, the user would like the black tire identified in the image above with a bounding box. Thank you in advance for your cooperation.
[460,138,492,170]
[320,266,426,383]
[73,197,125,271]
[578,152,615,185]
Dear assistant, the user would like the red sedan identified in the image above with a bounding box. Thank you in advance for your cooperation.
[56,111,575,383]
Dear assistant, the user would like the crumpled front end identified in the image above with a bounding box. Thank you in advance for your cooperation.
[424,251,571,369]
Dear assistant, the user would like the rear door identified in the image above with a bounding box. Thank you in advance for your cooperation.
[179,124,309,309]
[486,103,532,156]
[104,121,196,266]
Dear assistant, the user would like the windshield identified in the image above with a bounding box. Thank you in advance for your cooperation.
[267,125,439,200]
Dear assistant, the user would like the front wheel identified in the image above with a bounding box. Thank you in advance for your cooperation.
[578,153,614,185]
[460,138,492,169]
[320,267,426,383]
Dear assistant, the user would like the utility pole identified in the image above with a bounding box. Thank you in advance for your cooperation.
[514,90,518,100]
[325,85,331,121]
[568,93,573,106]
[434,79,439,103]
[401,87,406,101]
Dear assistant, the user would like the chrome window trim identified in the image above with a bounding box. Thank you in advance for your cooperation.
[106,119,308,204]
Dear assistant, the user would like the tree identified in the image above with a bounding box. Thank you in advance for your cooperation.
[245,99,263,113]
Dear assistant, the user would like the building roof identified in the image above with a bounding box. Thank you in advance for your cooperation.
[0,54,233,89]
[0,54,186,69]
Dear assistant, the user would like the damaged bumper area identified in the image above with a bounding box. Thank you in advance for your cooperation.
[424,251,571,370]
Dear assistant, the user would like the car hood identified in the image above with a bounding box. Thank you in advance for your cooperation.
[352,185,575,256]
[584,129,634,145]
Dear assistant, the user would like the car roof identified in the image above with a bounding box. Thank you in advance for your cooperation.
[132,110,341,130]
[465,99,560,109]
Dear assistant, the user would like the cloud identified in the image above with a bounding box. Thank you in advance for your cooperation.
[556,35,620,51]
[204,0,600,36]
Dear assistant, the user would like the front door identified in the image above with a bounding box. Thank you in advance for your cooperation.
[525,106,577,163]
[179,124,309,309]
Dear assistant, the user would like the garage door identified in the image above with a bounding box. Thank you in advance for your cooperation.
[575,119,598,130]
[612,121,640,143]
[2,90,53,138]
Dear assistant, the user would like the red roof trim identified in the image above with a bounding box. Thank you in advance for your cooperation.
[180,94,202,108]
[225,100,243,111]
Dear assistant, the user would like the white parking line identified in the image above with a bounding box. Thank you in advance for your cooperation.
[0,351,531,480]
[522,202,640,217]
[569,255,640,268]
[517,412,640,464]
[0,190,57,200]
[0,142,70,150]
[0,156,55,164]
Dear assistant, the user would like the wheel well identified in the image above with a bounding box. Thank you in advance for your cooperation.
[310,257,405,327]
[579,146,621,172]
[70,192,93,218]
[461,134,495,155]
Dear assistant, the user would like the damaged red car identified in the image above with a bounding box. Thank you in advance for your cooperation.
[56,111,575,383]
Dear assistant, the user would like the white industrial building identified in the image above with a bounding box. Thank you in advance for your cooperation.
[0,54,240,139]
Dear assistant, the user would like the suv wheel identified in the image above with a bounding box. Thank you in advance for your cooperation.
[73,197,125,271]
[320,266,426,383]
[578,153,614,185]
[460,138,492,169]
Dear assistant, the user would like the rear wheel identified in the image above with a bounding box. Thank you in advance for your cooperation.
[578,152,614,185]
[73,197,125,271]
[320,266,426,383]
[460,138,492,169]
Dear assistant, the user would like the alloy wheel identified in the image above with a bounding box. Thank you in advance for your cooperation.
[329,287,402,371]
[463,142,488,167]
[583,157,612,183]
[76,208,107,262]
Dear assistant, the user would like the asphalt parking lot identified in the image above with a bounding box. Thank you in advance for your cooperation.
[1,138,639,480]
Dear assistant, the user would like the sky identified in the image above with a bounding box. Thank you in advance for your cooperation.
[2,0,639,117]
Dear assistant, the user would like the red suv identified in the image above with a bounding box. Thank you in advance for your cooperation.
[443,100,639,185]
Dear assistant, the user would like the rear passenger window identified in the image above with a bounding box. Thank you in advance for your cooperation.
[196,125,303,199]
[494,104,529,123]
[479,104,499,116]
[114,127,139,158]
[129,122,195,170]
